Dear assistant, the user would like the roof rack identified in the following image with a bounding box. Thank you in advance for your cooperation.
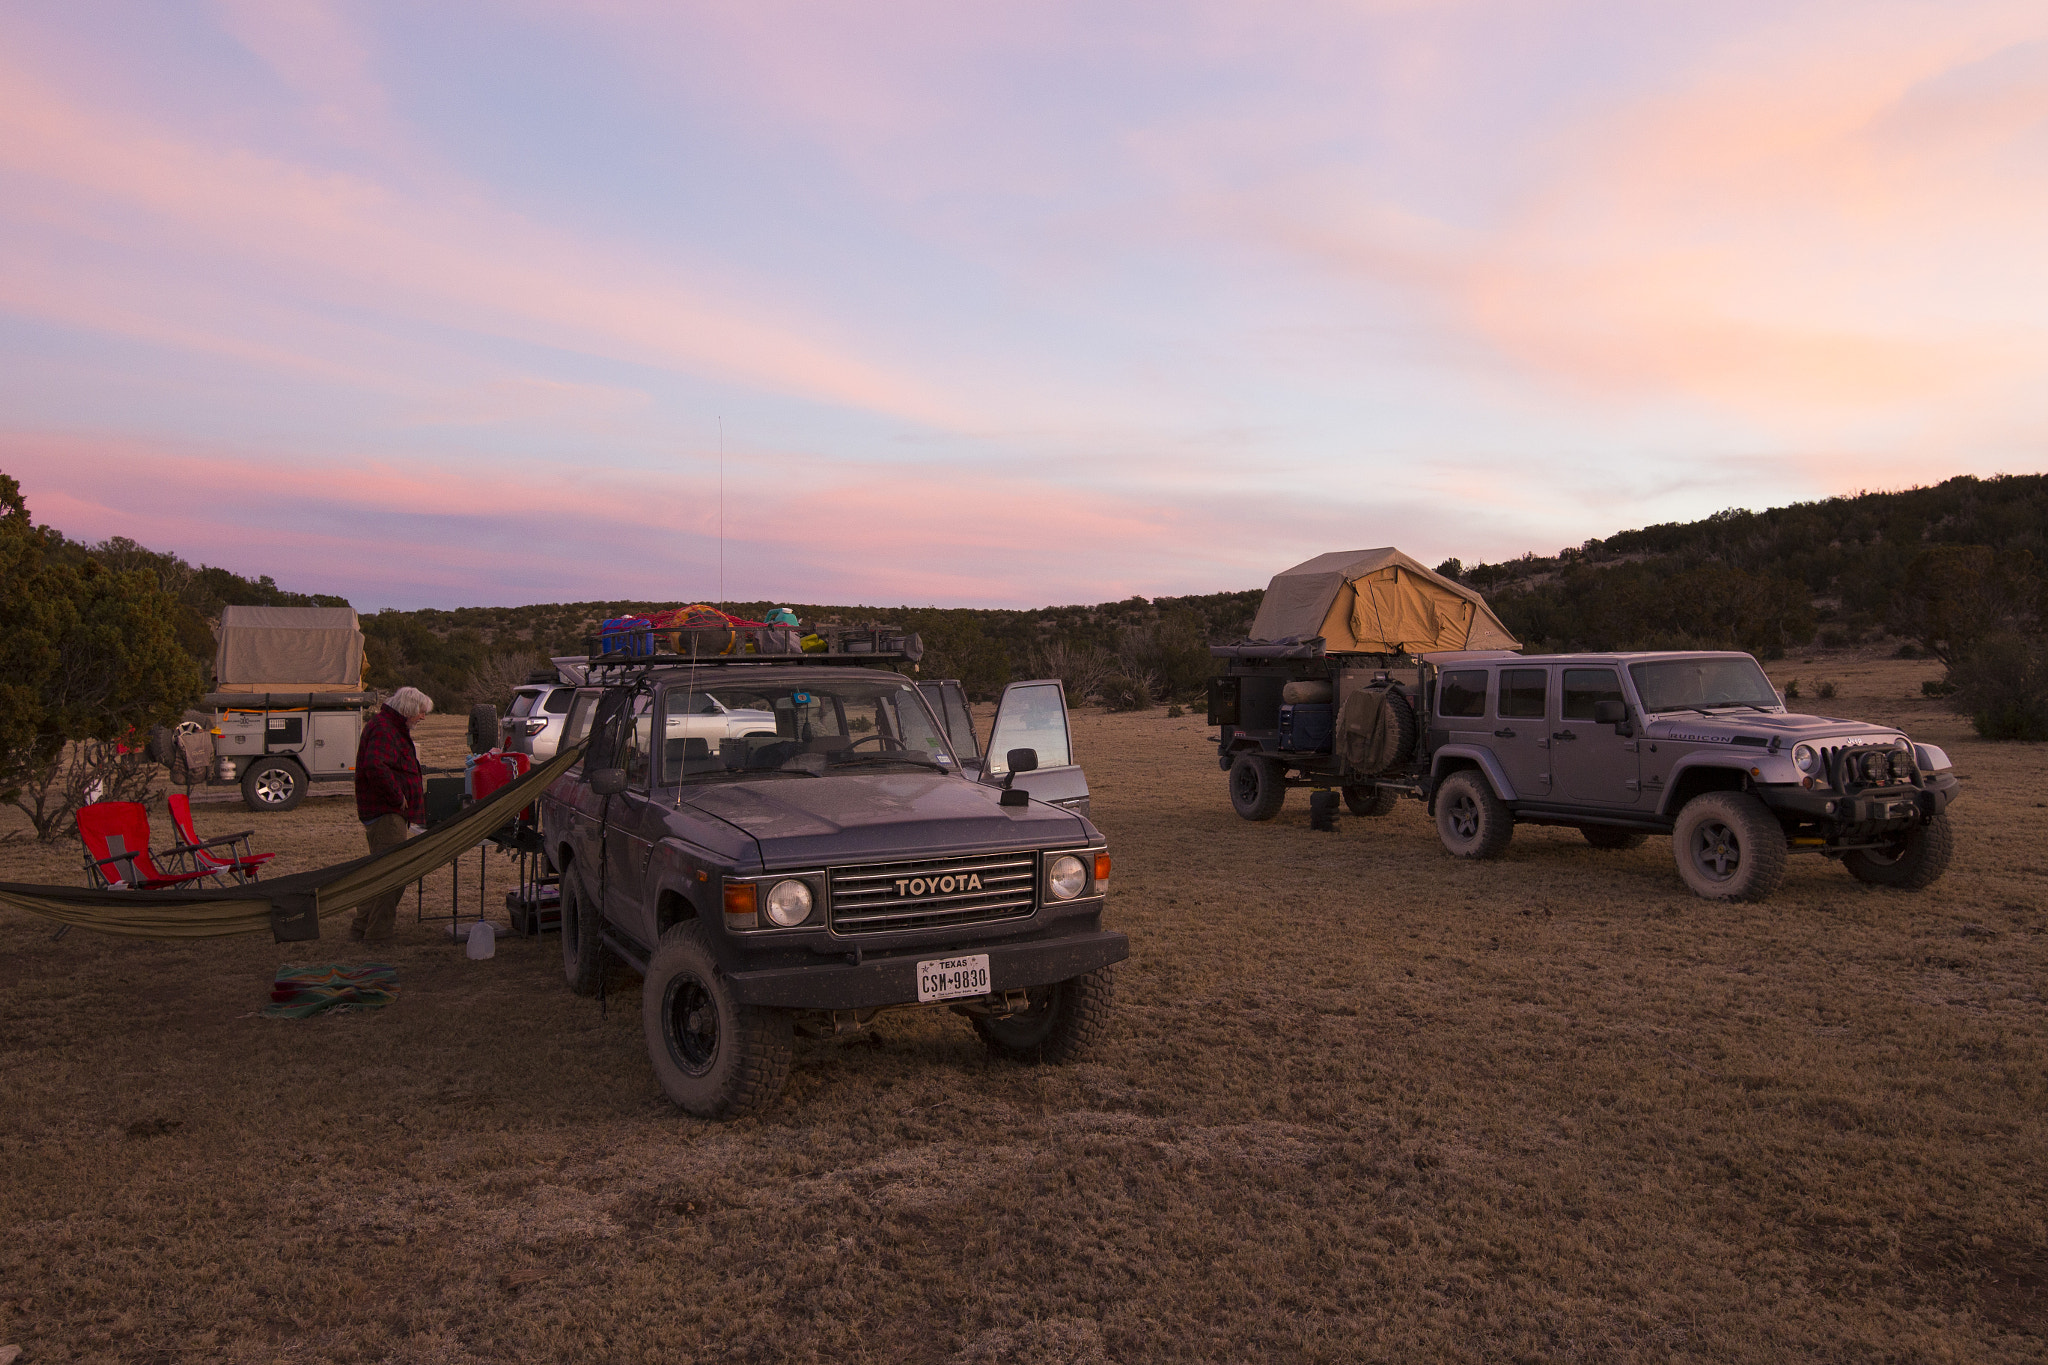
[581,650,911,685]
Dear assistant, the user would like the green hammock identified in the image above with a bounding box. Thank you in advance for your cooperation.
[0,744,582,942]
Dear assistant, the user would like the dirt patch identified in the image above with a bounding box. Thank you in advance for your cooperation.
[1,673,2044,1361]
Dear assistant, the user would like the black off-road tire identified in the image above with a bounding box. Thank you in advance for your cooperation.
[1673,792,1787,902]
[1435,770,1512,859]
[1228,753,1287,821]
[643,921,793,1118]
[1843,811,1955,890]
[559,864,609,997]
[241,757,306,812]
[1580,825,1648,851]
[467,704,500,755]
[1372,688,1420,775]
[973,968,1115,1064]
[1343,784,1399,817]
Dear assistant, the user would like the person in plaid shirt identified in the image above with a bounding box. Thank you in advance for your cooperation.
[350,686,433,942]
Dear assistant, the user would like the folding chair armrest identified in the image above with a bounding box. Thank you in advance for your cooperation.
[84,850,143,882]
[176,833,256,852]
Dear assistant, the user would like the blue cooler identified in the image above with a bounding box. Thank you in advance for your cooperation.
[1279,703,1334,752]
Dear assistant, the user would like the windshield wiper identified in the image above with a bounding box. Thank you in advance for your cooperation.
[828,752,944,771]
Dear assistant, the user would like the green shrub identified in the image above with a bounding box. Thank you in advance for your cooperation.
[1818,628,1848,649]
[1782,679,1800,700]
[1099,675,1152,712]
[1817,681,1837,700]
[1896,642,1922,659]
[1921,679,1956,697]
[1947,634,2048,740]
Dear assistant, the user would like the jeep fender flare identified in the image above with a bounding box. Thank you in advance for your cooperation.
[1428,747,1517,808]
[1655,757,1755,818]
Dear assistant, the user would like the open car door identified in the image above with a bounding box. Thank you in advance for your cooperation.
[978,679,1088,817]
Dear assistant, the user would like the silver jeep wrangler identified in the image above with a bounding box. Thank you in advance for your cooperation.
[1423,650,1959,901]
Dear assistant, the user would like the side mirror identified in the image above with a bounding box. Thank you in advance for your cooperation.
[1592,700,1627,725]
[588,767,628,797]
[999,748,1038,807]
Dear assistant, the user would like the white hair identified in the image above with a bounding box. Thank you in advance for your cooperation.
[387,686,435,719]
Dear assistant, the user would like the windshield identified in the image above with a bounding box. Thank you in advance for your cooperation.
[654,673,955,784]
[1628,657,1781,713]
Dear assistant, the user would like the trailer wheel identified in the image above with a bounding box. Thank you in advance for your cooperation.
[1228,753,1287,821]
[241,757,306,812]
[1343,785,1398,817]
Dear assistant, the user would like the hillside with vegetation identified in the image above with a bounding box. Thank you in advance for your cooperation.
[9,466,2044,741]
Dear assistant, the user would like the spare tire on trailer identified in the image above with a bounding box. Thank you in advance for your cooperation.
[468,703,499,754]
[1337,686,1417,776]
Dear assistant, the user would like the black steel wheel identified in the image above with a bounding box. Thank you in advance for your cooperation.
[1228,753,1287,821]
[559,864,608,997]
[1434,770,1512,859]
[1843,811,1954,890]
[973,968,1115,1064]
[240,757,306,812]
[642,921,792,1118]
[1580,825,1648,850]
[1673,792,1787,901]
[1343,784,1399,817]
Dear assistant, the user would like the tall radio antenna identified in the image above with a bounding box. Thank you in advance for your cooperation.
[718,416,726,609]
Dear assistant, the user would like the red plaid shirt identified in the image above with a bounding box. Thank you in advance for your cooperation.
[354,705,424,824]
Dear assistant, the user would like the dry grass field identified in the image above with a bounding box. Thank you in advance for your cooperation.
[2,651,2043,1363]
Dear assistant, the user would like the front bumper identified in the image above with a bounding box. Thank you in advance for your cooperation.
[1759,771,1959,824]
[724,928,1129,1010]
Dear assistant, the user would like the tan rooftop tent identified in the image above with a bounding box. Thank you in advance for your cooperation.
[1247,548,1519,654]
[213,605,365,693]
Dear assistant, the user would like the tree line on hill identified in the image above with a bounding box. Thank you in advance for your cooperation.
[5,466,2044,845]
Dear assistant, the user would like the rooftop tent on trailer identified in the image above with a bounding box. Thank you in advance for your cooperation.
[1246,547,1520,654]
[212,605,365,692]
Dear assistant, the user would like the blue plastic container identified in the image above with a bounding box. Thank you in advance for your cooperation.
[1279,702,1334,752]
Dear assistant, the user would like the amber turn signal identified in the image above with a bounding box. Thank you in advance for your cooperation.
[1093,853,1112,882]
[723,883,758,917]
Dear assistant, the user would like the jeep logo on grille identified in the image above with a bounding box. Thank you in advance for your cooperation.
[895,873,982,897]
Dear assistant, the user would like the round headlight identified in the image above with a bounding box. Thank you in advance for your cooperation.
[1048,855,1087,901]
[763,879,813,927]
[1793,743,1820,775]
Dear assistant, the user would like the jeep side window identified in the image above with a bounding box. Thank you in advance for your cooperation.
[1499,668,1547,719]
[1438,670,1488,718]
[1561,669,1624,720]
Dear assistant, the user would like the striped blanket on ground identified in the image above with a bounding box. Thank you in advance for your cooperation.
[264,963,400,1019]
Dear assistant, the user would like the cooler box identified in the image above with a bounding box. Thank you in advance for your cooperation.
[1279,703,1335,753]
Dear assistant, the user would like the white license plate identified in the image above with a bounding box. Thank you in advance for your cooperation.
[916,954,991,1003]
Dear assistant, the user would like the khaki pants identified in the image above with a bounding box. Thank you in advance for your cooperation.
[350,813,411,942]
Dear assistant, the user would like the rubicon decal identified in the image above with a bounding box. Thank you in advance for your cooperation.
[895,873,983,897]
[1664,732,1733,744]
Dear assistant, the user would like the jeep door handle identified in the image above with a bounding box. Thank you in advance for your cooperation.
[1494,728,1517,738]
[1553,730,1576,741]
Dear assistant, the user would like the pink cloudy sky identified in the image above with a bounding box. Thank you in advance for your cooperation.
[2,1,2044,609]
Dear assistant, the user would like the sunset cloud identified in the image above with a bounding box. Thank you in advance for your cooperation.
[0,3,2040,608]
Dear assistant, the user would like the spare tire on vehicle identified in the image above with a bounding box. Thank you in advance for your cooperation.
[1337,686,1417,776]
[468,703,499,754]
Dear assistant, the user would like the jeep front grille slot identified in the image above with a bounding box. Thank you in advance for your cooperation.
[829,853,1037,934]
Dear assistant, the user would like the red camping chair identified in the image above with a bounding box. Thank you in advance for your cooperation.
[166,793,277,883]
[76,801,220,891]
